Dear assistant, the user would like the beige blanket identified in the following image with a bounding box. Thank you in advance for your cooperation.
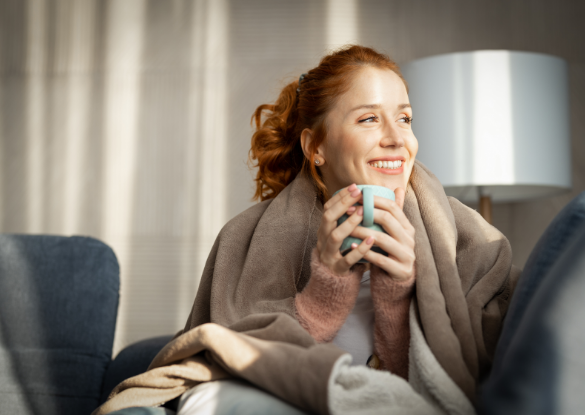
[93,161,520,415]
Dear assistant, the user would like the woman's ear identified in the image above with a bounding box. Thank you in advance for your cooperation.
[301,128,325,166]
[300,128,313,160]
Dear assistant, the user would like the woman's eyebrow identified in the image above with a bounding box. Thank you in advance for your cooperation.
[349,103,411,112]
[349,103,381,112]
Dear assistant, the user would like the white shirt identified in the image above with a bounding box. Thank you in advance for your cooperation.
[332,270,374,366]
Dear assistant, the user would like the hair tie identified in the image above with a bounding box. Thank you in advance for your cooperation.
[296,73,307,94]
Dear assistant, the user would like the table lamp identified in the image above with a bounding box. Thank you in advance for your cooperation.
[401,50,571,224]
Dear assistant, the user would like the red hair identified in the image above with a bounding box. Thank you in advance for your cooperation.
[249,45,407,201]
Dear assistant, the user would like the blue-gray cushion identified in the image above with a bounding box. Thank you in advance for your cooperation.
[0,234,119,415]
[491,191,585,370]
[480,192,585,414]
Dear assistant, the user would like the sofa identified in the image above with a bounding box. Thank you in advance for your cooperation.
[0,191,584,415]
[0,235,172,415]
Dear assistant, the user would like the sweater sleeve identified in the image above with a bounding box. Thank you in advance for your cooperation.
[294,248,364,343]
[370,264,415,380]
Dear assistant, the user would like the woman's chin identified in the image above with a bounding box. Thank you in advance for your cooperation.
[344,172,408,190]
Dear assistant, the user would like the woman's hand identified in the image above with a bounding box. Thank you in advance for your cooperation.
[350,188,416,282]
[316,183,375,275]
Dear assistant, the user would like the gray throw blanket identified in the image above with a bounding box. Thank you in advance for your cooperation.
[93,160,520,415]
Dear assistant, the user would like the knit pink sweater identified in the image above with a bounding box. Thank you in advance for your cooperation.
[295,249,415,380]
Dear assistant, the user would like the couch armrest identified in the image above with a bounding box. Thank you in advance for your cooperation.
[101,335,174,404]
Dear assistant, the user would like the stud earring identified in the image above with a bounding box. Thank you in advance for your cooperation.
[314,159,320,165]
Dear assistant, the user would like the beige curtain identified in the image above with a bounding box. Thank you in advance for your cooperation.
[0,0,233,353]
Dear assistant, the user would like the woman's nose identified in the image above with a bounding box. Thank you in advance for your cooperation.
[380,122,405,148]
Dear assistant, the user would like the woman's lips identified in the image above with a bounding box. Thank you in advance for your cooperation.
[369,164,404,175]
[368,159,405,175]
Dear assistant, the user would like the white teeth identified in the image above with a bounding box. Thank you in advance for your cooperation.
[368,160,403,169]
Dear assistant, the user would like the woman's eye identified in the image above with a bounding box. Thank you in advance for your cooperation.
[358,116,378,123]
[398,116,413,124]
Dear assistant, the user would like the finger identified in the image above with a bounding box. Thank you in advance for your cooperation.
[341,235,375,267]
[323,183,358,211]
[322,206,365,259]
[321,186,362,232]
[349,205,412,248]
[363,251,415,282]
[374,208,414,246]
[372,196,414,237]
[394,187,406,210]
[317,186,360,254]
[351,225,413,263]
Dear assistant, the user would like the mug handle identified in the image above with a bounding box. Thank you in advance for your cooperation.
[362,187,374,227]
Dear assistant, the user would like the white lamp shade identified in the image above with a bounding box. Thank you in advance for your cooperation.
[401,50,571,203]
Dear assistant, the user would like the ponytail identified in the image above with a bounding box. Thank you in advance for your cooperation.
[249,80,307,201]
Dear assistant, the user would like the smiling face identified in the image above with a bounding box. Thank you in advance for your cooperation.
[306,66,418,197]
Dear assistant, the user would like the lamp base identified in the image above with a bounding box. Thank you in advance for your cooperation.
[479,195,493,225]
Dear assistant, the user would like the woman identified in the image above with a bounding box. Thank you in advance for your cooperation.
[96,46,519,415]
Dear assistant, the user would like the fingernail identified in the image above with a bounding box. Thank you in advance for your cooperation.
[357,206,363,216]
[351,243,358,250]
[347,206,356,214]
[350,189,361,197]
[366,236,374,244]
[348,183,357,192]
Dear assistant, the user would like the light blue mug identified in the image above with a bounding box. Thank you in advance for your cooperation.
[334,185,395,263]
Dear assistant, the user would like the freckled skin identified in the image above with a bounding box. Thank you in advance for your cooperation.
[316,67,418,195]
